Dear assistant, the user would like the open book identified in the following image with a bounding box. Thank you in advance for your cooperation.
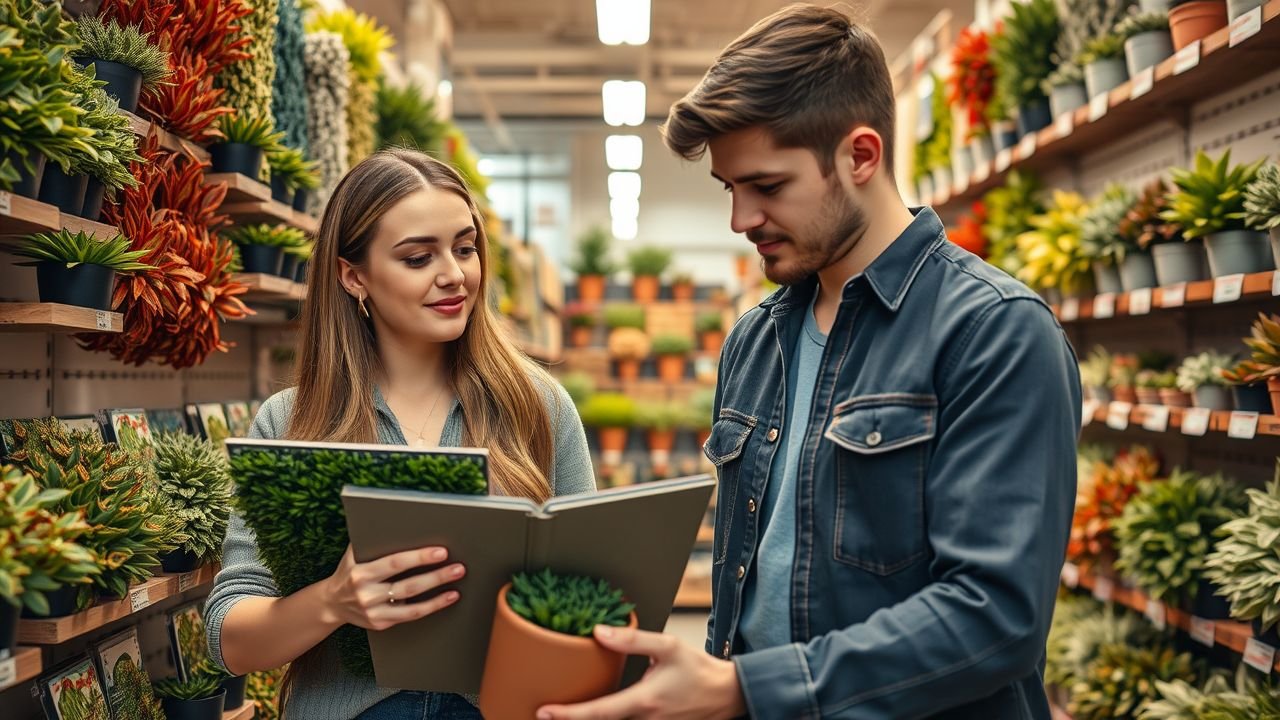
[342,474,715,694]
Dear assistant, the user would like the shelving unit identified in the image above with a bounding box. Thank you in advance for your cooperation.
[224,702,257,720]
[221,200,320,234]
[121,110,212,164]
[0,648,42,692]
[205,173,274,204]
[1051,271,1278,323]
[0,193,122,242]
[233,273,307,304]
[1083,401,1280,439]
[0,303,122,334]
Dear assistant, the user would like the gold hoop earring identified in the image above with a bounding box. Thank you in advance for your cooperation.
[358,295,370,318]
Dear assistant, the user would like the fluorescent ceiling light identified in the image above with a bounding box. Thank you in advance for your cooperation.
[605,135,643,170]
[596,0,650,45]
[608,171,642,200]
[612,215,638,241]
[437,79,452,98]
[602,80,645,127]
[610,198,639,220]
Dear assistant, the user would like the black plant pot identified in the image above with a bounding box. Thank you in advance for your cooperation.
[1017,99,1052,137]
[37,163,88,216]
[82,177,106,221]
[292,187,311,213]
[0,601,17,656]
[238,244,284,275]
[161,691,227,720]
[160,548,200,573]
[4,149,46,198]
[295,259,309,284]
[1252,619,1280,647]
[280,253,299,280]
[1231,383,1271,413]
[21,585,78,619]
[1190,582,1232,620]
[221,675,247,710]
[209,143,264,178]
[79,58,143,114]
[36,262,116,311]
[270,175,294,205]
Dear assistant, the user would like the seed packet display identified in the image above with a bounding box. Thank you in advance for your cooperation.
[223,401,252,438]
[167,600,212,681]
[92,627,151,717]
[36,654,110,720]
[192,403,231,451]
[96,409,154,452]
[145,407,190,436]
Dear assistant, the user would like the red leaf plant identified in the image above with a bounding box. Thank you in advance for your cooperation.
[947,27,996,142]
[1067,445,1160,572]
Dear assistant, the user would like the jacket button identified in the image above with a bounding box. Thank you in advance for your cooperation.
[722,640,731,658]
[766,427,779,442]
[747,498,756,513]
[736,565,745,579]
[865,430,882,447]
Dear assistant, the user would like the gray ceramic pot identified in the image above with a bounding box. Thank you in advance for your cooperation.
[1125,31,1174,77]
[1204,229,1275,277]
[1151,241,1210,285]
[1119,252,1159,291]
[1194,385,1232,411]
[1093,261,1124,294]
[1085,58,1128,99]
[1050,83,1087,119]
[1227,0,1264,21]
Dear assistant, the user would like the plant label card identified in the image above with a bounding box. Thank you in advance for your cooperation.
[1093,293,1116,319]
[1182,407,1212,436]
[1060,562,1080,589]
[1213,273,1245,304]
[37,655,109,720]
[1093,576,1114,603]
[99,409,154,452]
[129,586,151,613]
[95,311,111,331]
[1088,93,1109,123]
[0,655,15,689]
[1229,6,1263,47]
[1106,402,1133,430]
[1243,637,1276,673]
[1018,134,1036,160]
[953,174,969,196]
[0,191,10,216]
[93,628,145,716]
[1162,282,1186,307]
[167,601,212,682]
[1129,67,1155,100]
[1055,112,1074,140]
[1082,400,1101,427]
[1060,297,1080,322]
[1272,270,1280,297]
[1227,411,1259,440]
[1174,40,1201,74]
[974,162,991,183]
[1144,599,1166,630]
[1128,287,1152,315]
[995,149,1013,173]
[178,571,197,593]
[196,403,231,452]
[1190,616,1216,647]
[1142,405,1170,433]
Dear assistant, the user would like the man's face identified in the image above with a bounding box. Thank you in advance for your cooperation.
[708,127,866,286]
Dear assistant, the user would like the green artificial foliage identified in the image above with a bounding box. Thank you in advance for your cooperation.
[1116,11,1170,39]
[271,0,309,156]
[222,223,308,250]
[1076,33,1126,66]
[153,671,222,702]
[576,393,637,429]
[1242,164,1280,231]
[110,654,164,720]
[1161,149,1266,240]
[602,304,645,330]
[923,72,953,173]
[506,568,634,637]
[1204,465,1280,632]
[1080,184,1138,265]
[218,114,286,150]
[216,0,278,123]
[302,31,350,212]
[306,9,392,165]
[13,230,153,271]
[569,226,618,277]
[627,246,673,277]
[650,333,694,356]
[266,145,320,190]
[375,81,447,152]
[73,16,170,89]
[696,310,724,334]
[151,433,233,562]
[230,444,487,675]
[1069,643,1196,720]
[983,171,1045,277]
[991,0,1061,108]
[0,465,99,615]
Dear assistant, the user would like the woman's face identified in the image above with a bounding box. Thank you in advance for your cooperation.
[342,186,483,345]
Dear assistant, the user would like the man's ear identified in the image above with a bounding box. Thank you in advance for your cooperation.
[839,126,885,187]
[338,258,367,300]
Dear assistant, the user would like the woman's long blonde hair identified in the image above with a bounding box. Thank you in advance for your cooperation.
[289,149,555,503]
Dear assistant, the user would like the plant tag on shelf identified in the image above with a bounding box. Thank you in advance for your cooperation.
[130,586,151,613]
[1213,273,1245,304]
[1145,599,1167,630]
[178,571,197,593]
[953,174,970,195]
[1055,112,1074,139]
[1082,399,1101,427]
[1060,297,1080,322]
[1174,40,1201,75]
[1228,411,1259,440]
[1129,67,1155,100]
[1093,293,1116,319]
[0,655,15,690]
[974,162,991,183]
[1107,401,1133,430]
[1243,637,1276,673]
[1088,93,1109,122]
[1229,6,1263,47]
[1272,270,1280,296]
[1129,287,1152,315]
[1093,576,1114,602]
[1061,562,1080,588]
[1191,616,1216,647]
[95,311,111,331]
[0,191,10,217]
[935,187,951,205]
[1142,405,1171,433]
[995,149,1013,173]
[1163,282,1186,307]
[1018,134,1037,159]
[1182,407,1212,436]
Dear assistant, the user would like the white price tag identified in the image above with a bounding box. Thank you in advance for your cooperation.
[1061,562,1080,588]
[1142,405,1171,433]
[1162,282,1186,308]
[1082,399,1101,427]
[935,187,951,205]
[1272,270,1279,297]
[953,174,970,195]
[129,586,151,613]
[974,162,991,183]
[95,311,111,331]
[1182,407,1212,436]
[1107,401,1133,430]
[1055,112,1074,139]
[1244,637,1277,673]
[1145,599,1167,630]
[1093,576,1114,602]
[1213,273,1245,304]
[1228,411,1259,440]
[1129,287,1152,315]
[1088,93,1109,122]
[1174,40,1201,75]
[1060,297,1080,322]
[1130,68,1155,100]
[1191,616,1216,647]
[1229,6,1263,47]
[1093,293,1116,319]
[0,190,10,216]
[0,655,15,690]
[995,149,1013,173]
[178,571,197,593]
[1018,134,1037,159]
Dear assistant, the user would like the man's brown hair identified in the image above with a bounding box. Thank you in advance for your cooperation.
[662,3,896,176]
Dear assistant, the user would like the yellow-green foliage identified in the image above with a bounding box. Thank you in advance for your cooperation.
[217,0,279,126]
[1016,190,1091,294]
[306,9,392,165]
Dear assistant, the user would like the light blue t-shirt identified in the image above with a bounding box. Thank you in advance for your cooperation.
[738,289,826,652]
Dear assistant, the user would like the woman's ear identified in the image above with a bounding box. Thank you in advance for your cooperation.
[337,258,366,300]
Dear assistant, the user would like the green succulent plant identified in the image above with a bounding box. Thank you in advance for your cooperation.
[1242,163,1280,231]
[222,224,309,250]
[1046,603,1159,687]
[153,670,223,702]
[1115,11,1170,40]
[1204,465,1280,632]
[1081,184,1138,265]
[1175,351,1235,392]
[651,333,694,356]
[696,310,724,334]
[1080,346,1113,389]
[1120,179,1184,249]
[67,78,144,193]
[151,433,233,563]
[635,402,685,433]
[569,226,619,277]
[506,568,634,637]
[1219,313,1280,385]
[1161,149,1266,240]
[266,145,320,191]
[375,81,447,152]
[627,246,674,277]
[110,653,165,720]
[1114,469,1247,605]
[603,304,646,331]
[73,16,170,89]
[1198,687,1280,719]
[13,230,154,271]
[0,465,99,615]
[217,114,286,151]
[557,372,595,407]
[576,393,637,429]
[990,0,1061,108]
[983,171,1045,277]
[1043,62,1084,95]
[1140,674,1238,720]
[1076,33,1126,65]
[1069,642,1196,720]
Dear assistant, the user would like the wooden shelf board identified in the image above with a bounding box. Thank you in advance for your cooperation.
[1053,270,1277,322]
[17,564,218,645]
[222,201,319,234]
[121,110,211,163]
[673,586,712,609]
[696,526,714,543]
[205,173,272,203]
[0,646,42,691]
[1086,402,1279,438]
[224,701,256,720]
[0,191,61,238]
[59,213,120,239]
[0,303,122,333]
[232,273,306,303]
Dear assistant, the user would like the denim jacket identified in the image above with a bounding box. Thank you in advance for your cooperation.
[705,208,1081,719]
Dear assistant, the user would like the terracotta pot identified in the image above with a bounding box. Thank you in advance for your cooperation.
[697,429,711,450]
[700,330,725,354]
[1158,388,1192,408]
[1169,1,1228,51]
[1136,387,1161,405]
[632,275,660,302]
[480,584,636,720]
[1269,377,1280,416]
[616,358,641,381]
[1113,386,1138,404]
[657,355,686,382]
[577,275,605,303]
[598,427,629,454]
[571,326,593,348]
[647,429,676,454]
[672,282,695,301]
[735,255,750,278]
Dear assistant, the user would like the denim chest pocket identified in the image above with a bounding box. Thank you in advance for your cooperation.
[702,409,756,565]
[824,394,935,575]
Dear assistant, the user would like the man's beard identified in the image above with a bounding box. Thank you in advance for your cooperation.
[748,181,866,286]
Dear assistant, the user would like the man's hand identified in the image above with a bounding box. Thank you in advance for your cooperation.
[536,625,747,720]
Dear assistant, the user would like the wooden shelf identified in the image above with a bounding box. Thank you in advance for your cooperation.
[0,647,42,691]
[1083,401,1280,439]
[222,200,319,234]
[121,110,211,163]
[224,702,256,720]
[232,273,306,303]
[205,173,272,204]
[696,526,714,543]
[17,564,218,645]
[933,0,1280,212]
[673,585,712,609]
[0,191,61,238]
[1051,271,1277,323]
[0,303,122,333]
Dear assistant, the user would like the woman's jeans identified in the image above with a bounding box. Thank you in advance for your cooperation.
[355,692,484,719]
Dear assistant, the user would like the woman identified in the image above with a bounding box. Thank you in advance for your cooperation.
[205,149,596,719]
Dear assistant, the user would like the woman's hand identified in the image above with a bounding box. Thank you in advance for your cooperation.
[321,544,466,631]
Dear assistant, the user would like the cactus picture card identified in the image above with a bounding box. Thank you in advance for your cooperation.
[37,655,109,720]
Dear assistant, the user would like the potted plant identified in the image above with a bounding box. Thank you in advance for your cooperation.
[1134,369,1163,405]
[696,310,726,354]
[1163,150,1271,278]
[569,226,616,303]
[1080,185,1137,294]
[1109,354,1140,403]
[222,224,307,277]
[651,333,694,383]
[1080,346,1114,402]
[209,114,285,178]
[636,402,683,474]
[1116,179,1181,289]
[1219,312,1280,415]
[1205,464,1280,643]
[1043,64,1088,118]
[0,465,99,654]
[992,0,1061,137]
[1068,643,1195,720]
[565,302,597,348]
[1168,0,1228,50]
[153,668,228,720]
[479,568,636,720]
[1116,11,1174,77]
[1176,351,1235,410]
[688,389,717,450]
[1069,445,1158,572]
[671,271,696,301]
[606,327,650,382]
[1015,190,1092,299]
[627,246,673,303]
[1241,163,1280,267]
[982,171,1044,276]
[151,433,233,573]
[576,393,637,466]
[923,72,954,194]
[73,15,171,114]
[1077,33,1129,100]
[948,27,997,166]
[12,230,155,311]
[557,372,595,409]
[287,241,313,284]
[1154,371,1190,407]
[603,304,645,332]
[266,145,320,207]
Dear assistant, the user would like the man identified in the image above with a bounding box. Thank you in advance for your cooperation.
[539,5,1079,719]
